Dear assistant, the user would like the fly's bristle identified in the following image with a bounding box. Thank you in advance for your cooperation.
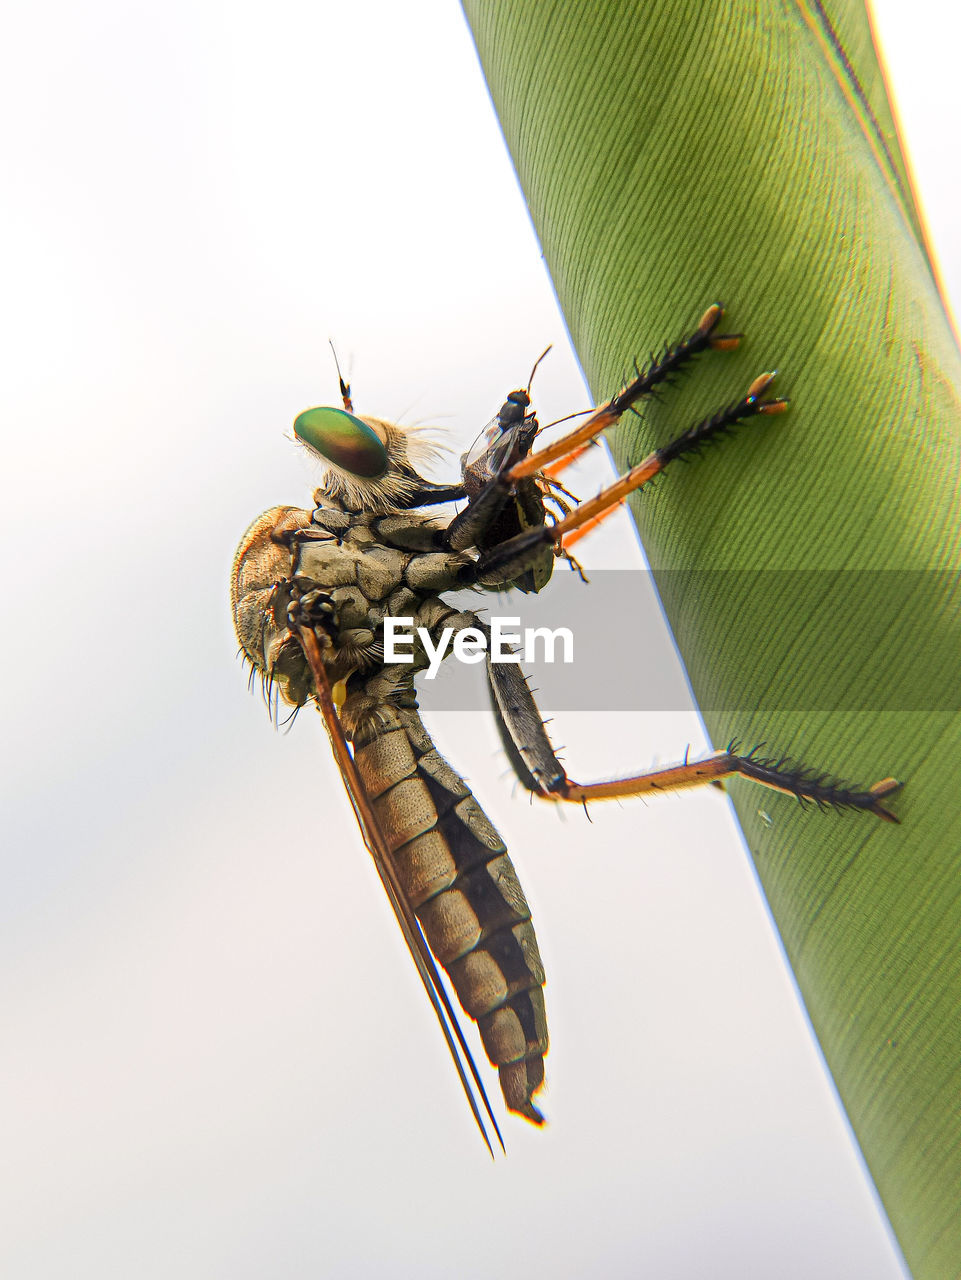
[734,746,902,822]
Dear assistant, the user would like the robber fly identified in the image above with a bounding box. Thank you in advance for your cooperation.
[231,305,900,1152]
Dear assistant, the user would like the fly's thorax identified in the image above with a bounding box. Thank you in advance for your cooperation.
[233,497,474,710]
[309,496,449,551]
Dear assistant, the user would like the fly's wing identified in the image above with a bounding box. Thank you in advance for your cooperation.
[295,627,504,1156]
[461,411,538,499]
[461,413,509,496]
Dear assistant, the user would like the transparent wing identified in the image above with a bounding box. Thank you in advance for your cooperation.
[462,413,515,477]
[295,626,504,1156]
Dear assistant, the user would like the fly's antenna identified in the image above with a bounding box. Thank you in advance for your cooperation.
[534,406,594,441]
[329,339,353,411]
[527,345,553,393]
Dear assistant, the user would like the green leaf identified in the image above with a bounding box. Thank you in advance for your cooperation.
[462,1,961,1274]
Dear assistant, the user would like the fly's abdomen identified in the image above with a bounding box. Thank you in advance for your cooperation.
[351,705,548,1123]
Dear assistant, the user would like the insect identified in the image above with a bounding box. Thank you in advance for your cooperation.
[231,305,900,1152]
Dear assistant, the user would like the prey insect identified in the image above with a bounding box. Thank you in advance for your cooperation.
[231,305,900,1152]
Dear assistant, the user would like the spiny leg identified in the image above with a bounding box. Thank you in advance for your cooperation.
[553,748,901,822]
[515,304,744,548]
[466,372,785,588]
[487,663,901,823]
[552,371,786,545]
[509,303,740,482]
[539,450,625,551]
[556,496,626,550]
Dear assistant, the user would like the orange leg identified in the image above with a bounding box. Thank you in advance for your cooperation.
[486,666,901,823]
[549,373,786,544]
[509,303,741,482]
[560,497,627,550]
[546,749,901,822]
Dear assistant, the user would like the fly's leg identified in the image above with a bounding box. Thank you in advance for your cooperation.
[510,303,741,482]
[487,663,901,822]
[280,578,340,638]
[447,304,738,556]
[464,371,785,588]
[275,576,345,683]
[445,464,519,554]
[551,370,785,546]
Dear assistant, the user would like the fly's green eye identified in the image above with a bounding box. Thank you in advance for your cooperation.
[293,406,388,478]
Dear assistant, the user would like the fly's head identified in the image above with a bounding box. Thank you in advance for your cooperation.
[294,405,442,513]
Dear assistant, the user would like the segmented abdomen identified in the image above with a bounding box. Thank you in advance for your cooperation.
[351,703,548,1123]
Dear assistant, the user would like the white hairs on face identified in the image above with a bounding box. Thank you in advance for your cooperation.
[308,416,447,512]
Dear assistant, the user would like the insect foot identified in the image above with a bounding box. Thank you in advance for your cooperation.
[733,747,903,823]
[277,577,340,641]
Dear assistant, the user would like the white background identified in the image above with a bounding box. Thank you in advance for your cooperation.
[0,3,955,1276]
